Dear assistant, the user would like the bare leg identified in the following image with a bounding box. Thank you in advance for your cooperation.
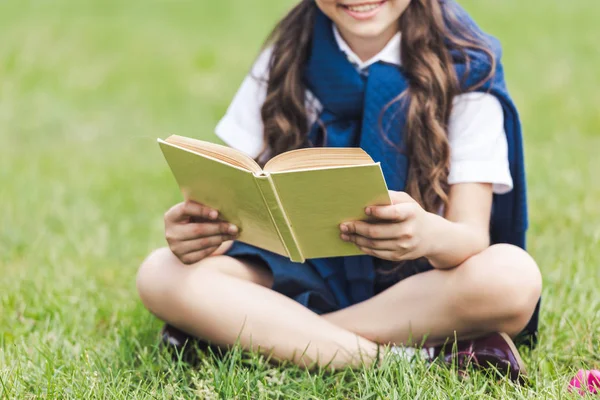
[136,248,378,369]
[323,244,542,346]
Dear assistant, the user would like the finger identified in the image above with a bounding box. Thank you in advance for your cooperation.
[165,201,219,223]
[340,233,400,251]
[179,246,220,265]
[341,220,399,239]
[368,203,416,222]
[167,221,238,242]
[174,234,236,256]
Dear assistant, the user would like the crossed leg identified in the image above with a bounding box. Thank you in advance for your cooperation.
[136,244,541,369]
[137,248,378,368]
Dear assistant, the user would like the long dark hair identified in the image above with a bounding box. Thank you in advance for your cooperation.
[259,0,495,213]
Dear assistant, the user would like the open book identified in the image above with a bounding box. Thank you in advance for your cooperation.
[158,135,391,263]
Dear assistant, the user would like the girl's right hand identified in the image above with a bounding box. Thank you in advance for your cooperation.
[164,201,239,264]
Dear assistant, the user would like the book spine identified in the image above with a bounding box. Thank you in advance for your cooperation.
[253,174,304,262]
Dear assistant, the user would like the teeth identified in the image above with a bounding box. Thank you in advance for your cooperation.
[346,3,381,12]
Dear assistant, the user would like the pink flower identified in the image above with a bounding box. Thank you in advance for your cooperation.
[569,369,600,395]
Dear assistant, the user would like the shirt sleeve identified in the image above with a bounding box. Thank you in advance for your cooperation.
[214,48,273,159]
[447,92,513,194]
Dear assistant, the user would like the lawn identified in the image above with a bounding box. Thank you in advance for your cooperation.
[0,0,599,398]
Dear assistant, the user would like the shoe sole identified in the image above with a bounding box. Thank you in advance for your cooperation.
[499,331,527,377]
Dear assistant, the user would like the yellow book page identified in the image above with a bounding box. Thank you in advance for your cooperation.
[164,134,262,173]
[158,140,287,257]
[264,147,374,173]
[269,164,391,259]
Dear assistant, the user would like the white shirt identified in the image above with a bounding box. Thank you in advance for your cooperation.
[216,27,513,194]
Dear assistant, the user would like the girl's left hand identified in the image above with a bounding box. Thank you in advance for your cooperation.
[340,191,437,262]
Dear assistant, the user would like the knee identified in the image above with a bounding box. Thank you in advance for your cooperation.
[136,247,179,313]
[136,250,245,316]
[454,244,542,333]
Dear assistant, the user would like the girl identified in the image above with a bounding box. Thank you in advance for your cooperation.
[137,0,542,380]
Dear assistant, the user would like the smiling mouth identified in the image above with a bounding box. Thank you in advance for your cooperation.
[340,1,386,13]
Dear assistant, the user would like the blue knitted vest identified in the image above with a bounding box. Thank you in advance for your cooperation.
[302,4,528,308]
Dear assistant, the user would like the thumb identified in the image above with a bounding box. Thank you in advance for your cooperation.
[389,191,415,204]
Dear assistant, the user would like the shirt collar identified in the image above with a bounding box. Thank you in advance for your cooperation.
[332,24,402,70]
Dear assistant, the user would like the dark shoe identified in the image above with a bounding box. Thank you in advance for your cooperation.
[432,332,527,383]
[160,324,216,364]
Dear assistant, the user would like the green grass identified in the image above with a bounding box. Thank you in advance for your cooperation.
[0,0,599,398]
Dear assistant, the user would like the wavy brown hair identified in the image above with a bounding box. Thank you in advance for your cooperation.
[259,0,495,212]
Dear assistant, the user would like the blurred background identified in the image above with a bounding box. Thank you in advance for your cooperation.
[1,0,598,397]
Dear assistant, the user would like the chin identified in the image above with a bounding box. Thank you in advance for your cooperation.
[342,22,393,39]
[317,0,406,42]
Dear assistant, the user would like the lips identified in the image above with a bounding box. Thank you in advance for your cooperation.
[338,1,387,20]
[340,1,386,13]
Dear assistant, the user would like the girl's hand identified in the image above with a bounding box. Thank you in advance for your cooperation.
[339,191,437,262]
[164,201,239,265]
